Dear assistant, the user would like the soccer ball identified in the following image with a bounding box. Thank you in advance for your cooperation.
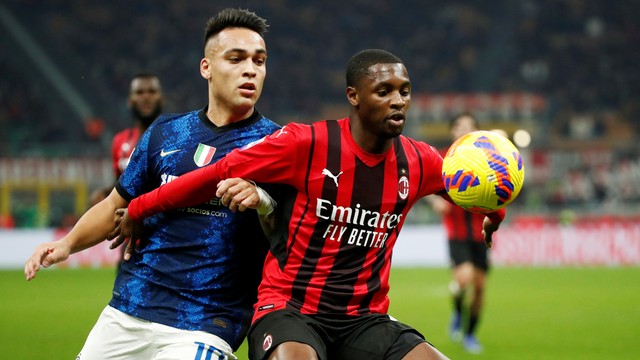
[442,130,525,213]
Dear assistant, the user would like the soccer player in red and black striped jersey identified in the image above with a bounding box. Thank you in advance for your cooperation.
[123,49,505,360]
[428,113,492,354]
[111,73,164,180]
[89,74,164,208]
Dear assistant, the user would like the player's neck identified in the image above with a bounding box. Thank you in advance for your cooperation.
[134,122,146,133]
[206,104,254,127]
[348,116,393,154]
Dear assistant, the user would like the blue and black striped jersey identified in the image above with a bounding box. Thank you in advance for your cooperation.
[113,107,280,350]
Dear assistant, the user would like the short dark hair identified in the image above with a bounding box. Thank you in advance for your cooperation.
[131,73,159,82]
[449,112,478,129]
[129,73,160,92]
[204,8,268,47]
[346,49,404,87]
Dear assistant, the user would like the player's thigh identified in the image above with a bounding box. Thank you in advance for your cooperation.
[266,341,319,360]
[448,240,472,267]
[401,341,450,360]
[334,314,427,360]
[470,241,490,273]
[453,262,475,286]
[247,309,326,360]
[154,323,236,360]
[77,306,154,360]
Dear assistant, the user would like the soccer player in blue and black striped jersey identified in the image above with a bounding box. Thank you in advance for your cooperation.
[25,8,279,360]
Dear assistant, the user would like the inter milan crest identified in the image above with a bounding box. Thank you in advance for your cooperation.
[194,143,216,167]
[398,175,409,200]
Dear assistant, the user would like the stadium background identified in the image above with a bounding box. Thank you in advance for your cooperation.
[1,1,639,359]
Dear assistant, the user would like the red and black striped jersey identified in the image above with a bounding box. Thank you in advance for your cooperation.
[111,127,140,179]
[443,204,486,243]
[129,117,501,321]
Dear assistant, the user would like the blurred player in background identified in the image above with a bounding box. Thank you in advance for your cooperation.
[25,8,279,359]
[112,73,164,179]
[428,112,491,354]
[88,73,164,207]
[115,49,507,360]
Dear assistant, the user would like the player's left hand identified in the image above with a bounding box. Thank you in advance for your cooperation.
[482,216,500,248]
[216,178,261,212]
[107,208,143,260]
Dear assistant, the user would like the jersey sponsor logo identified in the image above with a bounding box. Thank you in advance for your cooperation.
[160,148,182,157]
[178,207,228,217]
[194,144,216,167]
[316,198,403,249]
[161,173,179,185]
[398,175,409,200]
[263,334,273,351]
[322,168,343,187]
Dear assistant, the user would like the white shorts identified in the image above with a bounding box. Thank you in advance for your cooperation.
[77,306,237,360]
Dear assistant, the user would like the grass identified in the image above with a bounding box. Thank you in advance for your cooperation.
[2,267,639,359]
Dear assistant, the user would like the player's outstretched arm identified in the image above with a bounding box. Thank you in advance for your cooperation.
[129,124,299,222]
[482,215,501,249]
[128,161,225,221]
[24,189,128,280]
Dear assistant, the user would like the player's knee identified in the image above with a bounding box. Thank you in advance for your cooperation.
[401,342,450,360]
[267,341,319,360]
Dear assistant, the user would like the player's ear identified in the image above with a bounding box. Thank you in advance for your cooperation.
[346,86,359,107]
[200,58,211,79]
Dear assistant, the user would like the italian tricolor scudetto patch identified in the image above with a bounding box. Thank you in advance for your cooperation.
[193,143,216,167]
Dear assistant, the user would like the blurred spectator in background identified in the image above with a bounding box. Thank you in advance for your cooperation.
[3,0,640,221]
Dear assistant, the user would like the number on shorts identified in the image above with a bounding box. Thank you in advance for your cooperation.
[194,341,225,360]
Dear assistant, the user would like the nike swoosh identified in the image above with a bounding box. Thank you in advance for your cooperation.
[160,149,182,157]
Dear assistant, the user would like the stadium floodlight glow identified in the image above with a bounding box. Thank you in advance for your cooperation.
[513,129,532,148]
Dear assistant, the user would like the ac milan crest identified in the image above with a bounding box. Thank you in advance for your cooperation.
[263,334,273,351]
[398,175,409,199]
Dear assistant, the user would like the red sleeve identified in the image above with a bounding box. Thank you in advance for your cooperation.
[415,141,446,198]
[487,208,506,224]
[128,124,308,221]
[111,131,121,178]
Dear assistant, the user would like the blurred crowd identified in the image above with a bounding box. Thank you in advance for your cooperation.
[1,0,639,225]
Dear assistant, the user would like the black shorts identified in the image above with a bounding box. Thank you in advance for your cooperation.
[247,309,427,360]
[448,239,490,272]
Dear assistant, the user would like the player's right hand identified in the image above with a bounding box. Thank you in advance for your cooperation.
[24,239,71,281]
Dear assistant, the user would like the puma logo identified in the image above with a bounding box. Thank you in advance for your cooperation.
[275,127,288,138]
[322,168,343,187]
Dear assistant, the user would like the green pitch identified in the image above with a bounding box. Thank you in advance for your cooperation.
[2,267,639,359]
